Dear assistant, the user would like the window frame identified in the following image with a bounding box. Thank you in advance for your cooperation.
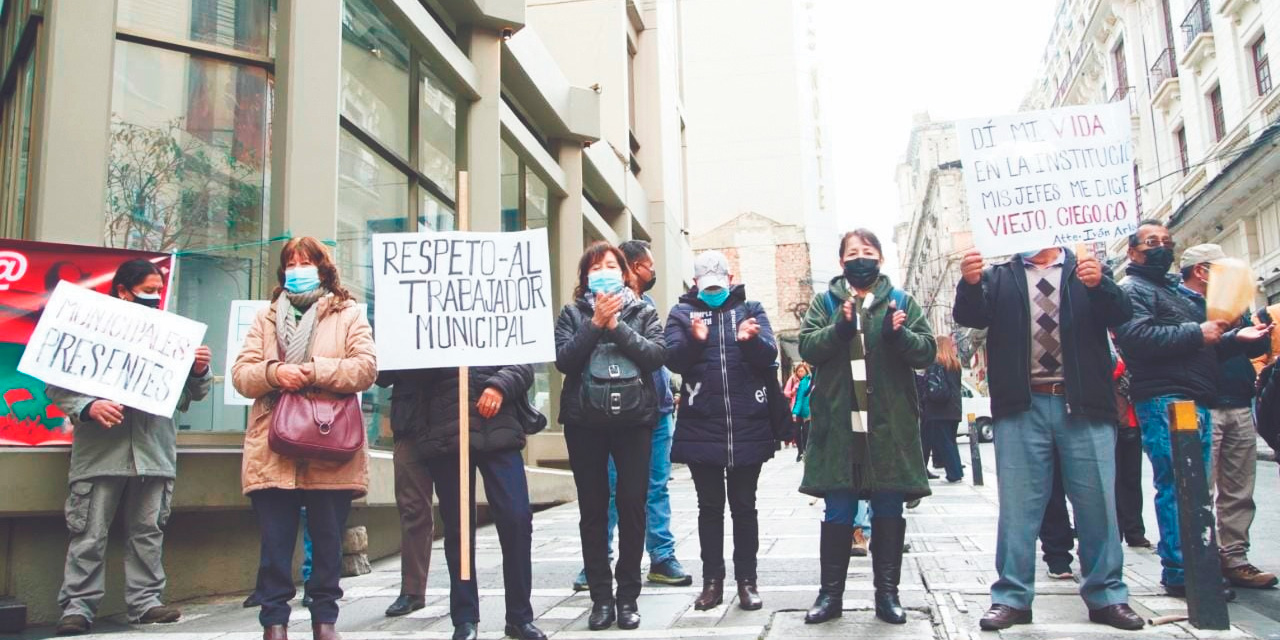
[1209,84,1226,142]
[1253,33,1271,96]
[1174,126,1189,175]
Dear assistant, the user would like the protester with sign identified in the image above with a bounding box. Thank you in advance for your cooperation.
[954,244,1142,631]
[231,237,377,640]
[45,259,212,636]
[798,229,936,626]
[555,242,666,632]
[1175,244,1276,589]
[571,240,692,592]
[664,250,778,613]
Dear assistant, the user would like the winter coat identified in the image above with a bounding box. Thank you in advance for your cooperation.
[375,369,433,442]
[954,250,1132,422]
[1182,295,1265,408]
[664,286,778,468]
[554,295,666,428]
[232,295,377,497]
[921,363,962,423]
[48,371,212,484]
[643,293,677,417]
[406,365,534,459]
[798,275,936,499]
[792,375,813,421]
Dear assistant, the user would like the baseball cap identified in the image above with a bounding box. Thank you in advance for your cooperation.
[1179,244,1228,270]
[693,251,731,291]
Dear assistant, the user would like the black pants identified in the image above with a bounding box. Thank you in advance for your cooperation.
[688,463,762,581]
[565,423,653,604]
[795,420,810,458]
[925,419,964,481]
[427,448,534,627]
[1039,453,1076,570]
[250,489,353,627]
[1115,426,1146,539]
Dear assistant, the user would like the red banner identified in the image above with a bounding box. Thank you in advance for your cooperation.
[0,239,173,446]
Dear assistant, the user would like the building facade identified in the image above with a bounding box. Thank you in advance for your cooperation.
[0,0,688,624]
[1023,0,1280,305]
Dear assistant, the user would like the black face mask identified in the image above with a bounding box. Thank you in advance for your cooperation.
[641,274,657,293]
[1141,246,1174,272]
[843,258,880,289]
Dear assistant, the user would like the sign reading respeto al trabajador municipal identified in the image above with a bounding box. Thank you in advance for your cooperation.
[956,102,1137,257]
[372,229,556,370]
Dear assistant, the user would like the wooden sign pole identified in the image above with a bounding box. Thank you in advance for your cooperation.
[457,171,472,582]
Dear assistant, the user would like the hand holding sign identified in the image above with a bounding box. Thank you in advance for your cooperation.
[477,386,504,419]
[961,250,985,286]
[87,400,125,428]
[192,345,212,376]
[1075,250,1103,289]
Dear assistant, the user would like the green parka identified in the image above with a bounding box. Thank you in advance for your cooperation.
[798,274,937,499]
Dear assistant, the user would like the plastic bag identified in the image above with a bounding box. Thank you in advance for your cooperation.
[1206,258,1255,324]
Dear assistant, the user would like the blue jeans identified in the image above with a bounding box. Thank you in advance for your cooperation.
[824,491,903,526]
[606,412,678,564]
[1134,396,1212,587]
[990,394,1127,610]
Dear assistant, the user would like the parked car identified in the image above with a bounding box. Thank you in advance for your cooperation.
[959,379,994,443]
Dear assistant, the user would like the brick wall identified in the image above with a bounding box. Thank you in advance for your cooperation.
[774,242,816,332]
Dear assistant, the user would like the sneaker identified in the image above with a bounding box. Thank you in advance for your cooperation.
[1223,563,1279,589]
[851,527,869,557]
[1047,566,1074,580]
[55,614,91,636]
[647,558,694,586]
[572,568,589,592]
[136,605,182,624]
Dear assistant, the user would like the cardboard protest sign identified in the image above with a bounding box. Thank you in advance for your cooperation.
[18,281,207,417]
[957,102,1137,257]
[372,229,555,370]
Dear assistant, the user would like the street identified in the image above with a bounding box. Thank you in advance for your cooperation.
[15,437,1280,640]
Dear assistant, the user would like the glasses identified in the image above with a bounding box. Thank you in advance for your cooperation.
[1137,238,1176,249]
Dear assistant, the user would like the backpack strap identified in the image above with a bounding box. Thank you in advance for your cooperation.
[889,287,908,310]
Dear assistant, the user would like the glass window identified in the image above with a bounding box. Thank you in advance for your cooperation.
[501,141,521,231]
[341,0,411,159]
[419,66,457,199]
[526,169,548,230]
[117,0,274,56]
[419,188,455,232]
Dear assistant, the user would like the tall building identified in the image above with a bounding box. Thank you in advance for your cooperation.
[0,0,686,624]
[1023,0,1280,306]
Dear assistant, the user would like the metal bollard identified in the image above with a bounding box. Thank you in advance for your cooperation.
[1169,400,1229,630]
[966,412,984,486]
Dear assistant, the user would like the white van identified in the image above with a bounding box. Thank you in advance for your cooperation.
[960,379,994,443]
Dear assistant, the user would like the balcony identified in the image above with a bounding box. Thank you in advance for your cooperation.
[1180,0,1216,73]
[1150,47,1181,113]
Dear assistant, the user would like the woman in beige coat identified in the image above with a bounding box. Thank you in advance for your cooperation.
[233,237,377,640]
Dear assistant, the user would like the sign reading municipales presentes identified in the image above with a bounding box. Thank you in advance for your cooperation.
[956,102,1138,257]
[18,280,207,417]
[372,229,555,370]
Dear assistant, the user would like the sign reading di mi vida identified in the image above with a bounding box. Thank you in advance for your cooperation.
[957,102,1138,257]
[372,229,556,370]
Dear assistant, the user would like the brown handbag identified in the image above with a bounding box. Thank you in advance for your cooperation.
[269,336,365,462]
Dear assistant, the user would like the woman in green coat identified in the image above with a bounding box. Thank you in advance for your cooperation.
[797,229,936,626]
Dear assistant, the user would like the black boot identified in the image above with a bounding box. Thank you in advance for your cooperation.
[804,521,853,624]
[871,516,907,624]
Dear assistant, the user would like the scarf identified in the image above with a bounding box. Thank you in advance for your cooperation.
[275,288,328,364]
[583,287,639,310]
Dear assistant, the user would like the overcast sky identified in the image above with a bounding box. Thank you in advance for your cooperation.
[816,0,1059,276]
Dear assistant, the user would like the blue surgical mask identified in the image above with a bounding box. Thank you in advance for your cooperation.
[698,287,730,308]
[284,266,321,294]
[588,269,625,295]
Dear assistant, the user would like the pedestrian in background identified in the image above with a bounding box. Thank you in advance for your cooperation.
[49,259,213,636]
[921,334,964,484]
[233,237,377,640]
[789,363,814,462]
[955,244,1143,632]
[799,229,936,626]
[555,242,666,632]
[665,250,778,612]
[1177,243,1276,589]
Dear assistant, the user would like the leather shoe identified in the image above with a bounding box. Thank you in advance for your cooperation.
[588,601,616,631]
[979,604,1032,631]
[451,622,478,640]
[244,592,262,608]
[617,601,641,630]
[694,578,723,610]
[55,615,91,636]
[311,622,341,640]
[1088,604,1145,631]
[385,594,426,617]
[737,579,763,611]
[504,622,547,640]
[262,625,287,640]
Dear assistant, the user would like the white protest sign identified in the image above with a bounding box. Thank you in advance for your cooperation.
[18,280,208,416]
[372,229,555,370]
[956,102,1137,257]
[223,300,269,406]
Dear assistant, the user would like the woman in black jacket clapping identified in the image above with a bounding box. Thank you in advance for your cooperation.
[555,242,666,632]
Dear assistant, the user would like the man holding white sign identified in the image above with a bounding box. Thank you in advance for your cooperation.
[31,260,212,636]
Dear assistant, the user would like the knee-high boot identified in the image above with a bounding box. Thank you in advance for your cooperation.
[871,516,907,624]
[804,521,853,624]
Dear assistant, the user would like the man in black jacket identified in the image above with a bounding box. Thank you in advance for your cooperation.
[954,245,1141,632]
[1113,222,1272,599]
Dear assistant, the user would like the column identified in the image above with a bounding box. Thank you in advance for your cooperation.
[552,140,586,308]
[463,27,503,232]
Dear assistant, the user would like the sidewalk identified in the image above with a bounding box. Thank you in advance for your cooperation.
[16,442,1277,639]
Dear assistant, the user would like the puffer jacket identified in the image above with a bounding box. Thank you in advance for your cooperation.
[664,286,778,468]
[554,295,666,428]
[408,365,534,458]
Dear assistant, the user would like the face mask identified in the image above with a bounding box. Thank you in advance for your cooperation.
[698,287,730,308]
[284,265,321,294]
[131,291,161,309]
[843,258,881,289]
[641,274,657,293]
[1141,247,1174,272]
[1017,250,1041,260]
[588,269,625,295]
